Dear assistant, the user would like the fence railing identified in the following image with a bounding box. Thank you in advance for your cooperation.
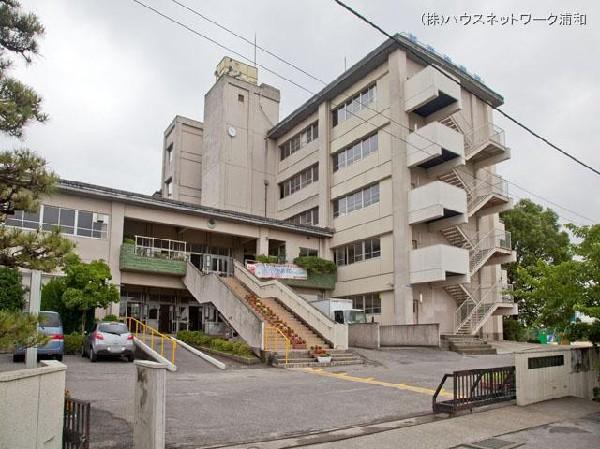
[263,325,291,365]
[433,366,516,414]
[454,281,514,333]
[464,122,506,158]
[63,396,91,449]
[124,316,177,365]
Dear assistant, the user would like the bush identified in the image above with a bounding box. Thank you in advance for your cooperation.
[563,321,590,342]
[102,314,120,322]
[177,330,254,357]
[64,332,85,354]
[0,267,24,311]
[256,254,279,264]
[503,318,527,341]
[292,256,337,274]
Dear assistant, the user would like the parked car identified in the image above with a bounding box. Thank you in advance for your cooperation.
[13,311,64,362]
[82,321,135,362]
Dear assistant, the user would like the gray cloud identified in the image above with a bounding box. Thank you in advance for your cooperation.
[2,0,598,224]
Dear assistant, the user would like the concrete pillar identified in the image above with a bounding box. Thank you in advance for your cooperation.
[26,270,42,369]
[256,227,269,257]
[134,361,167,449]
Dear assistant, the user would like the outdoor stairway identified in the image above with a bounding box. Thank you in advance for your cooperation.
[222,277,330,350]
[441,334,497,355]
[271,349,364,368]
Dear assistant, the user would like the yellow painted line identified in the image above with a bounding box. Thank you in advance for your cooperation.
[302,368,453,399]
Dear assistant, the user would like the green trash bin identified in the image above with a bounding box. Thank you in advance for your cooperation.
[538,329,548,344]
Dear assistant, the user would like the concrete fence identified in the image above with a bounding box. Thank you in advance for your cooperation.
[0,360,66,449]
[515,346,599,406]
[348,323,440,349]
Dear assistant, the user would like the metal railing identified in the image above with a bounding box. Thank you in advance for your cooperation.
[134,235,188,261]
[124,316,177,365]
[63,396,91,449]
[454,281,515,334]
[433,366,516,415]
[263,325,291,365]
[464,122,506,159]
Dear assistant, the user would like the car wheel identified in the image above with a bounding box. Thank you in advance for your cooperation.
[81,345,86,357]
[89,347,97,363]
[127,355,134,363]
[55,355,63,362]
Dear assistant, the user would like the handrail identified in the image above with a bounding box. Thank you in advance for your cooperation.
[432,373,453,410]
[122,316,177,365]
[263,325,291,365]
[454,280,508,333]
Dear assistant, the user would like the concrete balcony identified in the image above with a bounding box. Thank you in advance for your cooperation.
[410,244,469,284]
[408,181,467,225]
[404,66,462,121]
[407,122,465,174]
[119,243,187,276]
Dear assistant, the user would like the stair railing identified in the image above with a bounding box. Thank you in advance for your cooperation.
[454,281,513,334]
[464,122,506,159]
[124,316,177,364]
[263,325,291,365]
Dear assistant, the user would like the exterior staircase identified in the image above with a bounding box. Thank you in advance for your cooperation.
[440,334,497,355]
[271,349,364,368]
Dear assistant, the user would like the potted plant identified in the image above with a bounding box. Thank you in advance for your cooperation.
[311,345,331,363]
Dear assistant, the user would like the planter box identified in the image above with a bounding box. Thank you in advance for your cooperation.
[119,243,187,276]
[317,356,332,363]
[283,272,336,290]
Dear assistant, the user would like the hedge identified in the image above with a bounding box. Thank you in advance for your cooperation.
[177,330,254,357]
[64,333,85,354]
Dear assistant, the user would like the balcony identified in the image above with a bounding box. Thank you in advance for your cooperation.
[408,181,467,225]
[410,244,469,284]
[282,272,337,290]
[468,173,512,217]
[464,123,511,168]
[119,243,187,276]
[404,66,462,121]
[407,122,465,173]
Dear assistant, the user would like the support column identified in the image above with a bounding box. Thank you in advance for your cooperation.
[134,360,167,449]
[25,270,42,369]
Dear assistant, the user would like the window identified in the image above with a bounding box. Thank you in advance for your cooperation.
[6,205,109,240]
[165,178,172,197]
[287,207,319,225]
[333,238,381,266]
[333,133,378,171]
[280,122,319,160]
[350,293,381,314]
[279,164,318,198]
[333,183,379,217]
[299,247,318,257]
[238,94,244,102]
[332,84,377,127]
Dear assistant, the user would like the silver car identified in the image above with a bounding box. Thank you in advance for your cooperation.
[82,321,135,362]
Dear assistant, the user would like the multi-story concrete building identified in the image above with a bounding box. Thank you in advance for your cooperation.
[13,35,516,348]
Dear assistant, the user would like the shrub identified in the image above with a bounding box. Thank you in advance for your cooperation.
[293,256,336,274]
[0,267,24,311]
[177,330,254,357]
[563,321,590,342]
[256,254,279,264]
[64,332,85,354]
[102,314,120,322]
[503,318,527,341]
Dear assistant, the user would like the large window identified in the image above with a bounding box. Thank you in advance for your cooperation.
[333,133,378,171]
[334,238,381,266]
[350,293,382,314]
[332,84,376,127]
[279,164,319,198]
[287,207,319,226]
[333,183,379,218]
[280,122,319,160]
[299,247,318,257]
[6,205,109,239]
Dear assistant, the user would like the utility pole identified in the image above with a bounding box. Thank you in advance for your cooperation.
[25,270,42,369]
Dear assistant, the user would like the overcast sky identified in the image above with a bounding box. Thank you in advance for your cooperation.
[2,0,599,225]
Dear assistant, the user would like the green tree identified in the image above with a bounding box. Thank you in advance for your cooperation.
[501,199,572,325]
[0,266,23,310]
[41,256,119,333]
[0,309,47,351]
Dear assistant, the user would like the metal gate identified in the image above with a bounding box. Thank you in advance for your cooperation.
[63,397,90,449]
[433,366,516,415]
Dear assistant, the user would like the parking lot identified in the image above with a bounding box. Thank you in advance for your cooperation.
[2,347,514,448]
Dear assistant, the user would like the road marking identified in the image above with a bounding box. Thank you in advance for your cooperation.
[302,368,453,398]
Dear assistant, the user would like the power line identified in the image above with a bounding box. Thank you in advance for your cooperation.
[331,0,600,178]
[129,0,596,225]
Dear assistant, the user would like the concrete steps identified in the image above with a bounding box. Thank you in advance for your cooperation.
[270,350,364,368]
[441,334,497,355]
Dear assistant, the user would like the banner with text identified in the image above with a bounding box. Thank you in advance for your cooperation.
[246,262,308,280]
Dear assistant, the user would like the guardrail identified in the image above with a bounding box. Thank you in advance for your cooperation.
[123,316,177,365]
[63,396,91,449]
[263,325,291,365]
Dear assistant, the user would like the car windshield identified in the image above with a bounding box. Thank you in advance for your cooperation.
[98,323,128,335]
[39,312,61,327]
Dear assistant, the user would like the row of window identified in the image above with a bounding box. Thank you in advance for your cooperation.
[6,205,110,239]
[279,164,319,198]
[280,122,319,160]
[286,207,319,226]
[350,293,382,315]
[332,84,376,127]
[298,247,318,257]
[334,238,381,266]
[333,183,380,218]
[333,133,379,172]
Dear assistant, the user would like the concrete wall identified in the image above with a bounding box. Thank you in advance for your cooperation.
[380,324,440,347]
[0,360,66,449]
[515,346,600,406]
[348,323,380,349]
